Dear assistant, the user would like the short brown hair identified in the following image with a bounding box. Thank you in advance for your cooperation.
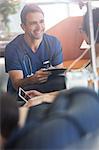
[21,3,44,24]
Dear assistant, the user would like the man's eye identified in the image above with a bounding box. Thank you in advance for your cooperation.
[28,20,44,26]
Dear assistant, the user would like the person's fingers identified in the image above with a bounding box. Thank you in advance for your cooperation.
[25,91,34,98]
[26,90,34,94]
[38,76,48,81]
[32,90,42,96]
[30,70,51,84]
[38,77,48,83]
[26,99,42,107]
[37,69,51,76]
[26,90,42,97]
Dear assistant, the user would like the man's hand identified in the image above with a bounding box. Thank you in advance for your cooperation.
[8,69,51,91]
[30,69,51,84]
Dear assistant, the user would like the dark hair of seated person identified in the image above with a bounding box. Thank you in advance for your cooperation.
[0,93,19,140]
[83,8,99,43]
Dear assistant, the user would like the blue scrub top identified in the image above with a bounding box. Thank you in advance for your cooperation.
[5,33,63,94]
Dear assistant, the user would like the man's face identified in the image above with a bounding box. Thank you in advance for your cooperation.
[21,12,45,40]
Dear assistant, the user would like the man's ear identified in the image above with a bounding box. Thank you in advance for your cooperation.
[20,23,25,32]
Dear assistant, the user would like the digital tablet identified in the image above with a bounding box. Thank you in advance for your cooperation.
[19,87,31,103]
[43,68,66,75]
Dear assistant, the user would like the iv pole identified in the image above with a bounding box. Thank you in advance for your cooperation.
[87,0,98,93]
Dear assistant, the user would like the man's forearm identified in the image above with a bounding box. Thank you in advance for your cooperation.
[13,75,37,91]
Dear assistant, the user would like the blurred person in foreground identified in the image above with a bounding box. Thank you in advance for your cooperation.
[0,93,19,148]
[0,92,29,149]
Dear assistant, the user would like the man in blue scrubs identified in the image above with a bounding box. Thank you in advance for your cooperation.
[5,3,64,94]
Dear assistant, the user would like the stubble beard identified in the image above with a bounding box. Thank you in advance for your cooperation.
[29,31,44,41]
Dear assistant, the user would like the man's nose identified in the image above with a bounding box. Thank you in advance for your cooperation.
[36,23,42,30]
